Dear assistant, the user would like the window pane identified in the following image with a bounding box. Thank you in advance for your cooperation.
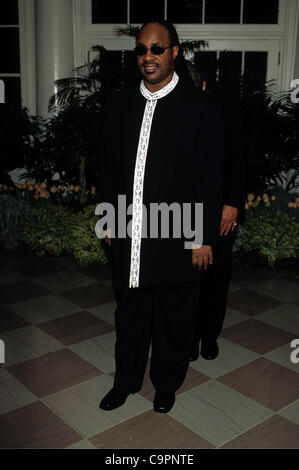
[194,51,218,89]
[244,51,267,91]
[243,0,279,24]
[0,28,20,73]
[167,0,203,24]
[0,77,21,104]
[219,51,242,91]
[205,0,241,23]
[0,0,19,25]
[92,0,127,23]
[130,0,164,23]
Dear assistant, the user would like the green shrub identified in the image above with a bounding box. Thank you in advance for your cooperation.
[19,205,76,257]
[71,204,107,266]
[19,203,107,266]
[239,212,299,267]
[0,194,34,250]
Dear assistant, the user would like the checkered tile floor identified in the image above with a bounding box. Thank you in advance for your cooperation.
[0,248,298,449]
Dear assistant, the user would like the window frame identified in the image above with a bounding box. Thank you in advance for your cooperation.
[86,0,285,30]
[0,0,36,112]
[73,0,298,94]
[0,4,21,105]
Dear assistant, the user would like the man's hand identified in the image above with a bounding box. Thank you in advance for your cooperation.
[192,245,213,270]
[104,229,111,247]
[220,205,238,236]
[105,236,111,247]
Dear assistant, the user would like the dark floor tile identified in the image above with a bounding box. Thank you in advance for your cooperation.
[221,318,295,354]
[89,410,214,449]
[218,358,299,411]
[231,268,277,287]
[7,349,103,398]
[221,414,299,449]
[38,311,114,345]
[75,263,112,282]
[0,305,30,333]
[0,401,83,448]
[19,259,68,278]
[0,280,51,305]
[280,272,299,285]
[227,288,283,315]
[59,283,115,308]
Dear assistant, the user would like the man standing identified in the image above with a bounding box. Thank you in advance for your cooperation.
[99,20,225,413]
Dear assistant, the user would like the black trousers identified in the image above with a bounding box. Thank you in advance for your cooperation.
[112,279,201,393]
[193,230,236,344]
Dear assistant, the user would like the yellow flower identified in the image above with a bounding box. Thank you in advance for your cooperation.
[248,201,253,206]
[256,196,261,202]
[247,193,255,202]
[288,202,293,208]
[271,195,276,200]
[265,202,270,207]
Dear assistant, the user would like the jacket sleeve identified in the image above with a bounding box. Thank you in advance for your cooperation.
[195,95,225,246]
[99,91,118,206]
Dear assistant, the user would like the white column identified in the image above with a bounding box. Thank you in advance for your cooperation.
[294,15,299,79]
[35,0,74,116]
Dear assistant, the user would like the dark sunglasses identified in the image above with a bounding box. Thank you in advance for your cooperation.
[134,44,173,56]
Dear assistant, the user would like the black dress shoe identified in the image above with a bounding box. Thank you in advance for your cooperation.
[153,391,175,413]
[189,342,200,361]
[201,340,219,360]
[99,387,131,411]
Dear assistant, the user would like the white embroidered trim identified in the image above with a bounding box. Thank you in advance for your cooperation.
[129,72,179,288]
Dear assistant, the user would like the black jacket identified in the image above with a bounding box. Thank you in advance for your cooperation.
[99,78,226,289]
